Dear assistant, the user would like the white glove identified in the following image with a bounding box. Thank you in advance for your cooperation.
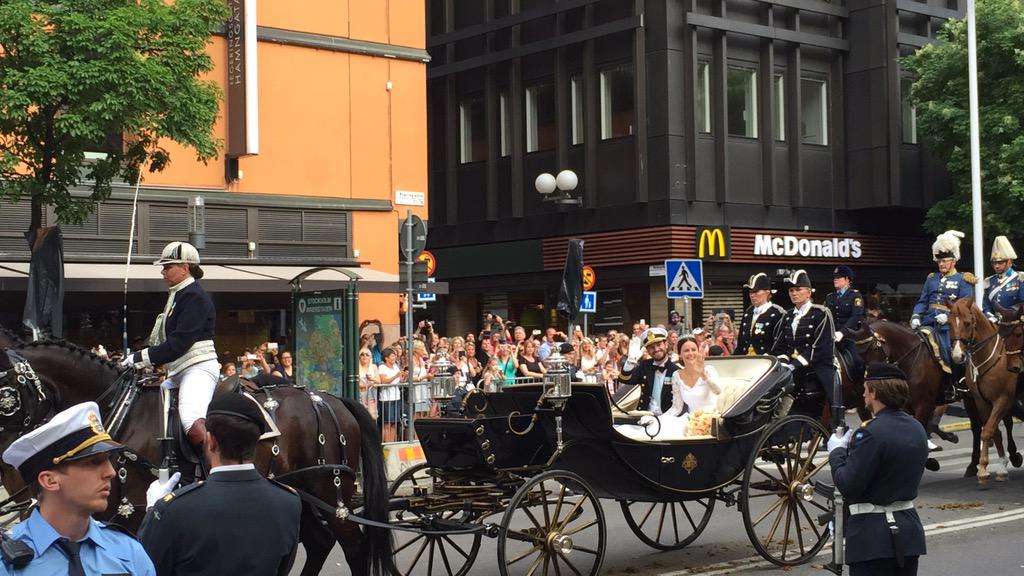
[987,313,999,324]
[627,336,643,364]
[827,429,853,453]
[638,415,656,427]
[935,313,948,325]
[834,331,844,342]
[146,472,181,509]
[119,354,135,370]
[910,317,921,329]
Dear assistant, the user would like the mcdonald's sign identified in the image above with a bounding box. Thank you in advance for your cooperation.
[696,226,731,260]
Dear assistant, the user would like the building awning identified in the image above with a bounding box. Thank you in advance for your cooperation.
[0,263,447,294]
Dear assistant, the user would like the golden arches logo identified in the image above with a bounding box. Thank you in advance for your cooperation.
[697,227,729,260]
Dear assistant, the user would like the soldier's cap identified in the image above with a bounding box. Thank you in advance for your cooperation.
[2,402,123,482]
[832,265,854,280]
[784,269,814,290]
[207,393,270,434]
[640,327,668,348]
[991,235,1017,262]
[865,363,907,382]
[744,272,774,293]
[155,241,201,266]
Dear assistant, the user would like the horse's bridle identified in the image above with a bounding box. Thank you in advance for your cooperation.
[950,309,1002,379]
[0,350,53,434]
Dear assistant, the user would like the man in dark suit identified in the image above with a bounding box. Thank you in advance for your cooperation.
[618,327,679,416]
[736,272,786,355]
[771,269,837,406]
[138,394,301,576]
[825,265,866,381]
[828,363,928,575]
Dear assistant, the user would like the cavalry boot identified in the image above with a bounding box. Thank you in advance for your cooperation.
[182,418,208,483]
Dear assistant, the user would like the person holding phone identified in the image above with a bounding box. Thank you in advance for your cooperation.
[376,348,406,442]
[270,350,295,383]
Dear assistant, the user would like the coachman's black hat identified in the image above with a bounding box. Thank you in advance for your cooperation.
[744,272,774,293]
[784,269,813,290]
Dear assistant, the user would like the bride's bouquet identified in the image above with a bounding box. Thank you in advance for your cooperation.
[687,408,720,437]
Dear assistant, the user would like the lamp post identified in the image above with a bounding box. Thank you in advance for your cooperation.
[188,196,206,249]
[535,170,581,206]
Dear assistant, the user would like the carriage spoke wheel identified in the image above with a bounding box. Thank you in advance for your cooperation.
[740,415,831,567]
[620,497,715,551]
[498,470,606,576]
[388,463,481,576]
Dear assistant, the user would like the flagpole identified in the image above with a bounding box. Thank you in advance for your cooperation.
[967,0,984,307]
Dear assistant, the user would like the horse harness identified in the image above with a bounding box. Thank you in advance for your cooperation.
[950,317,1003,381]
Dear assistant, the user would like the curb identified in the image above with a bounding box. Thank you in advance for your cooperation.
[940,417,1022,433]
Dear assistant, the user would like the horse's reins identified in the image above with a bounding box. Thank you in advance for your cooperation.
[953,314,1003,380]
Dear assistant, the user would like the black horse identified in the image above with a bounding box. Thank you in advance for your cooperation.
[0,339,393,576]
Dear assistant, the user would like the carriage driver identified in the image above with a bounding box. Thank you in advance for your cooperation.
[120,242,218,468]
[983,236,1024,321]
[736,272,786,356]
[826,265,866,382]
[618,327,680,416]
[770,270,838,406]
[910,230,974,402]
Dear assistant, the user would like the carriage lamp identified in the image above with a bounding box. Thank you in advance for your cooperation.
[542,344,574,408]
[188,196,206,249]
[430,355,456,401]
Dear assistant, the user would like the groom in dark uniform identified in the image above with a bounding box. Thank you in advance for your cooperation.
[618,327,680,415]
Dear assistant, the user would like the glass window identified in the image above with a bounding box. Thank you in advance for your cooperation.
[526,83,555,152]
[600,63,634,139]
[571,75,585,145]
[801,78,828,145]
[459,96,487,163]
[727,66,758,138]
[774,73,785,142]
[696,62,710,133]
[500,91,512,157]
[901,77,917,144]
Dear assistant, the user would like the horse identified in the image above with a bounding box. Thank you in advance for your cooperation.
[846,319,1020,477]
[948,297,1023,485]
[0,340,393,575]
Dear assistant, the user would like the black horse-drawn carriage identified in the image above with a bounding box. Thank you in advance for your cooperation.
[387,355,835,576]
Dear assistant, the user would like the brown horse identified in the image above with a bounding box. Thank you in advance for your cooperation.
[948,298,1023,485]
[0,340,393,575]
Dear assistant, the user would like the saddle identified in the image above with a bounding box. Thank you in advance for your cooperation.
[916,327,952,374]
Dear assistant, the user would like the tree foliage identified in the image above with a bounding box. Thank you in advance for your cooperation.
[0,0,227,227]
[903,0,1024,242]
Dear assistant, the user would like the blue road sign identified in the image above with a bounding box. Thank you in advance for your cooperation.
[580,291,597,314]
[417,278,437,302]
[665,259,704,298]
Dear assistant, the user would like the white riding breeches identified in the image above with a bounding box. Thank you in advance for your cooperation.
[162,359,219,432]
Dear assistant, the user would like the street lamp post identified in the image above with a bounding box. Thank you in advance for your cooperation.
[535,170,581,206]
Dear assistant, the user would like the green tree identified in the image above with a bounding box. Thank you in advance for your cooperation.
[903,0,1024,241]
[0,0,227,230]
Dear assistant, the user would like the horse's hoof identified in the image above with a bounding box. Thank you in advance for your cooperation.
[964,466,978,478]
[1011,453,1023,468]
[995,471,1009,482]
[977,473,990,487]
[940,430,959,444]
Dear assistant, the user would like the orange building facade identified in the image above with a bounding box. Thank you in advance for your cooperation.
[0,0,429,352]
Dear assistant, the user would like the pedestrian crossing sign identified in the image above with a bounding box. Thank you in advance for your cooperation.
[665,259,703,298]
[580,291,597,314]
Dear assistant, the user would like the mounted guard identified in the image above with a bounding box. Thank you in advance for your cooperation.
[736,273,785,356]
[120,241,218,482]
[771,269,837,413]
[909,230,974,403]
[826,265,866,384]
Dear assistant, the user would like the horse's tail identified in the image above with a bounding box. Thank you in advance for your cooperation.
[338,396,394,576]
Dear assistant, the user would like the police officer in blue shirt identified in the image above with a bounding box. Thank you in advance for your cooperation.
[828,363,928,576]
[982,236,1024,321]
[0,402,156,575]
[910,230,975,402]
[826,265,866,381]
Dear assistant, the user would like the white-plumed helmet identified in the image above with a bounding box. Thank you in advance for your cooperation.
[932,230,964,262]
[990,235,1017,262]
[155,241,200,266]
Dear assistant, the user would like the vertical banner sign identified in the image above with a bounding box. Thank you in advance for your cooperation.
[227,0,259,156]
[295,290,345,394]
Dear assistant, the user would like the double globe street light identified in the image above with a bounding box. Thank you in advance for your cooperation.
[535,170,581,206]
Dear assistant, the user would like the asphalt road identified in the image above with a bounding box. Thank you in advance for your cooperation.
[296,415,1024,575]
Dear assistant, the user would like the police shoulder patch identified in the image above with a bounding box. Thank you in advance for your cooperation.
[963,272,977,285]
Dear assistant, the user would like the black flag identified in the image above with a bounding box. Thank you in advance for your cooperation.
[556,239,584,324]
[22,226,65,339]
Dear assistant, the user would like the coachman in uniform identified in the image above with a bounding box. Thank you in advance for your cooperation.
[618,328,679,415]
[771,269,837,408]
[910,230,974,402]
[826,265,866,381]
[121,241,218,480]
[828,363,928,576]
[736,272,785,355]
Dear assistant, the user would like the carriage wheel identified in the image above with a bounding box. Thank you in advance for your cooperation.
[620,497,715,551]
[388,463,481,576]
[498,470,606,576]
[740,415,831,567]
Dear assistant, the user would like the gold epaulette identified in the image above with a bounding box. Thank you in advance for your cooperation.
[860,418,875,428]
[963,272,977,285]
